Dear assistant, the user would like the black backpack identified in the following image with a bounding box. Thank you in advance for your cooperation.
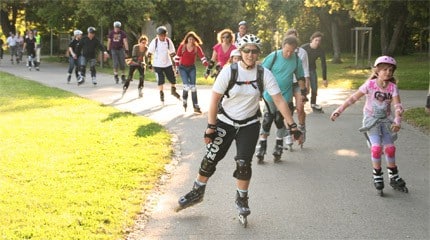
[223,62,265,98]
[218,63,265,125]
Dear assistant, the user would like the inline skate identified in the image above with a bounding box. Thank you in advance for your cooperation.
[272,139,283,163]
[236,191,250,228]
[373,170,384,196]
[311,104,324,113]
[175,182,206,212]
[388,168,408,193]
[255,140,267,164]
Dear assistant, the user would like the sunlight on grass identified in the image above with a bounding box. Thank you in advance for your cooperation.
[0,73,172,239]
[403,107,430,134]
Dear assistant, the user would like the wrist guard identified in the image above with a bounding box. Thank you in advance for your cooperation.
[208,60,215,70]
[204,130,217,141]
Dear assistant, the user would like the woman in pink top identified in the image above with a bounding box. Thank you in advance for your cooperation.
[205,29,236,79]
[175,31,208,114]
[330,56,408,196]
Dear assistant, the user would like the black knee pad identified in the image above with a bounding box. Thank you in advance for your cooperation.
[262,112,274,132]
[274,111,284,129]
[233,159,252,180]
[199,157,217,177]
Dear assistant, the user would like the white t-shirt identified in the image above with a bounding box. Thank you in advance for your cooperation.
[213,62,281,126]
[293,47,310,83]
[7,36,17,47]
[147,37,176,68]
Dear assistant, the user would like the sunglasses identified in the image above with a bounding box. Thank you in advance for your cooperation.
[241,48,260,54]
[222,35,231,39]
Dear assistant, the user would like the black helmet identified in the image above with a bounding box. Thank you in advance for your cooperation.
[156,26,167,35]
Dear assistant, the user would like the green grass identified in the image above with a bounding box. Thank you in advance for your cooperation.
[403,107,430,134]
[45,52,428,90]
[0,72,172,239]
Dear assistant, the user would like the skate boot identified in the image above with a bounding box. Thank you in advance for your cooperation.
[182,100,187,112]
[121,75,126,84]
[283,133,293,151]
[311,104,324,113]
[273,139,283,163]
[67,74,71,83]
[138,88,143,98]
[77,75,85,85]
[92,77,97,86]
[255,140,267,164]
[160,90,165,105]
[193,105,202,114]
[298,124,306,148]
[114,74,119,84]
[236,190,250,228]
[171,86,180,99]
[388,167,408,193]
[176,182,206,212]
[373,169,384,196]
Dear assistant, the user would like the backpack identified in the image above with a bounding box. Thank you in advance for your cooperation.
[218,62,265,125]
[155,37,170,50]
[224,62,265,98]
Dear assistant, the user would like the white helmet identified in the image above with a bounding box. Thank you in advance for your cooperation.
[230,49,241,58]
[87,27,96,33]
[113,21,121,28]
[73,30,83,36]
[239,34,261,50]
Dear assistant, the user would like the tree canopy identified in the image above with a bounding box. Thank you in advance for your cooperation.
[1,0,428,58]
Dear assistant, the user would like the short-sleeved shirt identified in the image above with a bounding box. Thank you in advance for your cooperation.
[24,37,36,52]
[7,36,17,46]
[176,44,206,67]
[262,50,304,103]
[359,78,399,119]
[147,37,176,68]
[108,30,127,50]
[69,38,81,57]
[213,62,281,126]
[213,43,236,67]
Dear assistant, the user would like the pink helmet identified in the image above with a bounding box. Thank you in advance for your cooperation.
[374,56,397,68]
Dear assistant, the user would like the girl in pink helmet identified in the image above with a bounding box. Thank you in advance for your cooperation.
[330,56,408,196]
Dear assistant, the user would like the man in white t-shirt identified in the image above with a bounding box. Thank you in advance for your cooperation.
[176,34,301,226]
[147,26,180,104]
[6,32,18,64]
[234,21,248,48]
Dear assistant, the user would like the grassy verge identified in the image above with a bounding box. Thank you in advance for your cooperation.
[0,72,171,239]
[44,52,428,89]
[403,107,430,134]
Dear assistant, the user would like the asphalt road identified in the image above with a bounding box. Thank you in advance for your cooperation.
[1,61,429,240]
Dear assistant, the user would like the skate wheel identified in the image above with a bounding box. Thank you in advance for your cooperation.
[377,189,384,197]
[238,215,247,228]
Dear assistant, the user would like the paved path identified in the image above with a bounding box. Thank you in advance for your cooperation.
[1,61,429,239]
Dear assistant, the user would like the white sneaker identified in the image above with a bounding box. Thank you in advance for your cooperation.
[92,77,97,85]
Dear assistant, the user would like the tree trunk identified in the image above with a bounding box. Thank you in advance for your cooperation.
[380,17,389,55]
[330,17,342,64]
[387,11,408,55]
[0,9,12,35]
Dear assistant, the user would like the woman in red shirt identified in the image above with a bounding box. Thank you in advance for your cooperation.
[206,29,236,79]
[175,31,208,114]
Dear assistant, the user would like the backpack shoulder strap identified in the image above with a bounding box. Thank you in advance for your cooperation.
[225,63,238,98]
[256,64,265,97]
[268,50,278,70]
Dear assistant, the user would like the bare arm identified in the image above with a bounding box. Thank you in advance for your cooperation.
[330,90,365,121]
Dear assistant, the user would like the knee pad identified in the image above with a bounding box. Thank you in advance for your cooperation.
[199,157,217,178]
[262,112,274,132]
[274,111,284,129]
[371,145,382,159]
[384,145,396,158]
[233,159,252,180]
[190,86,197,92]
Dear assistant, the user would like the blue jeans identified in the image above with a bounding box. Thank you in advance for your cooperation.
[68,56,79,77]
[179,65,196,90]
